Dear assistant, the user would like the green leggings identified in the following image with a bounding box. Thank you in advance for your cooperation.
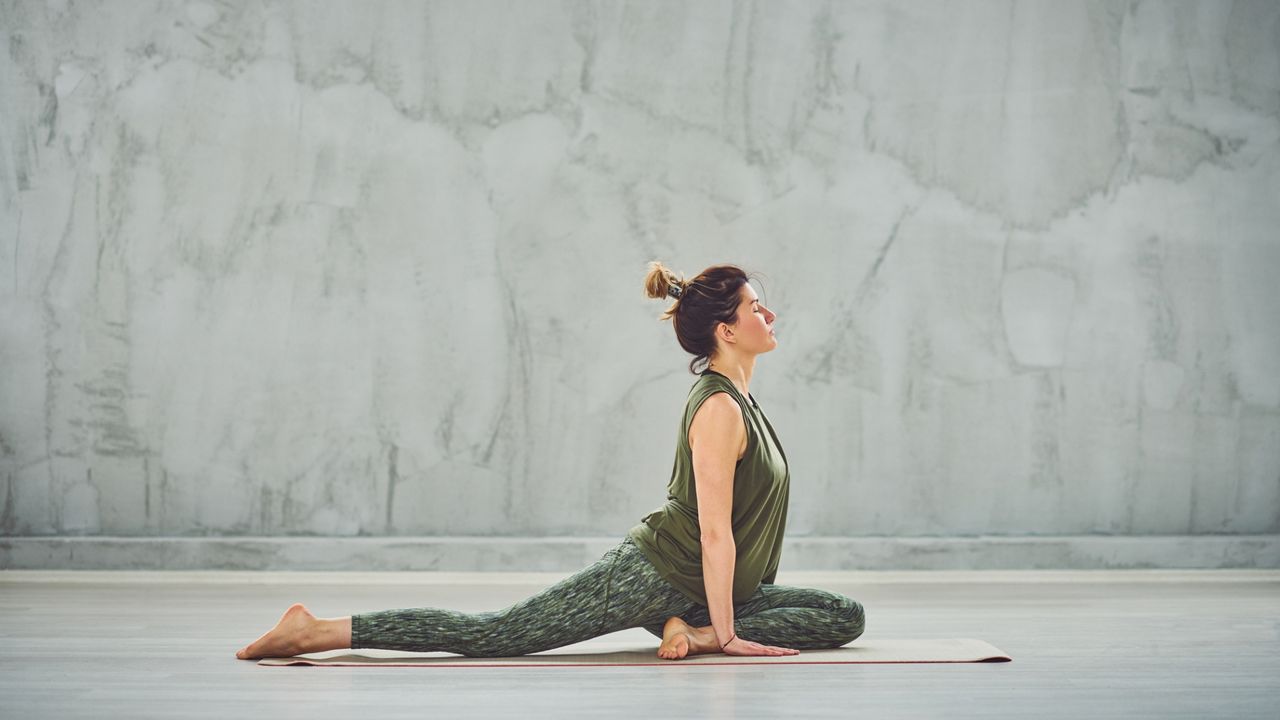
[350,536,865,657]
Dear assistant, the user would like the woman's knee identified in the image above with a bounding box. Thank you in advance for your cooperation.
[833,594,865,643]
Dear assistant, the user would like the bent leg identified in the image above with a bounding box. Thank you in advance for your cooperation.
[352,537,694,657]
[675,584,866,650]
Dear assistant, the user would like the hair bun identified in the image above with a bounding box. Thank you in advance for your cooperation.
[645,261,687,303]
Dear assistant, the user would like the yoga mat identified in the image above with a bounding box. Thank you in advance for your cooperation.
[258,638,1011,667]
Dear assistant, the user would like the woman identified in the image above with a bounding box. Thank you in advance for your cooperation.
[235,262,865,660]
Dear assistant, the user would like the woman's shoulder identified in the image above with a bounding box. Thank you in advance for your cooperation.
[684,374,754,456]
[686,372,751,419]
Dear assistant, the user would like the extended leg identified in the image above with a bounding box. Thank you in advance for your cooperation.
[352,538,695,657]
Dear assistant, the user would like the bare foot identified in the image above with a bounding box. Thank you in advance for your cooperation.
[236,603,320,660]
[656,616,720,660]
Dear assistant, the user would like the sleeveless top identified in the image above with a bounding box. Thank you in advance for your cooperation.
[627,369,790,606]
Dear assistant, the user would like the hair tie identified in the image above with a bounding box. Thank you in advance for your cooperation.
[667,282,683,299]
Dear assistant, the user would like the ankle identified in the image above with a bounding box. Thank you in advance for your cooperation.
[332,617,352,648]
[294,618,319,653]
[307,618,346,652]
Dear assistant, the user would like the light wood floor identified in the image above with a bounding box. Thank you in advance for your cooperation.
[2,569,1277,719]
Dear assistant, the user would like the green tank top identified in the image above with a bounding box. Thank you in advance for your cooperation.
[627,369,790,607]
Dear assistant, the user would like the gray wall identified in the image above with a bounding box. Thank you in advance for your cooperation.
[2,1,1278,569]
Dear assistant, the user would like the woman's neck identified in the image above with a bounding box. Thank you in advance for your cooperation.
[707,357,755,398]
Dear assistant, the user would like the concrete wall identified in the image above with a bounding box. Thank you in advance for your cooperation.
[2,1,1278,569]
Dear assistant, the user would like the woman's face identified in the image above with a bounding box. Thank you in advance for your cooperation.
[731,283,777,354]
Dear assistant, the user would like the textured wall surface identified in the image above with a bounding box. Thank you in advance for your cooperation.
[1,1,1278,559]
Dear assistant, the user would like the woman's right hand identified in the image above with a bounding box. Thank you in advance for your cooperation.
[721,636,800,656]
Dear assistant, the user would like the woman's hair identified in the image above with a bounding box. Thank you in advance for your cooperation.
[644,260,755,374]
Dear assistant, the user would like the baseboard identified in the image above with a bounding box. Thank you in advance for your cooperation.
[2,534,1277,570]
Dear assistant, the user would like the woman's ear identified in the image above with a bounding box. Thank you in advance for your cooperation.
[718,321,735,344]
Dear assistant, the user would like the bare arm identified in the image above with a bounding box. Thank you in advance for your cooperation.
[690,393,798,656]
[689,392,744,649]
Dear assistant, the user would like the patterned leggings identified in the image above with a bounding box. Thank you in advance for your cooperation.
[350,535,865,657]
